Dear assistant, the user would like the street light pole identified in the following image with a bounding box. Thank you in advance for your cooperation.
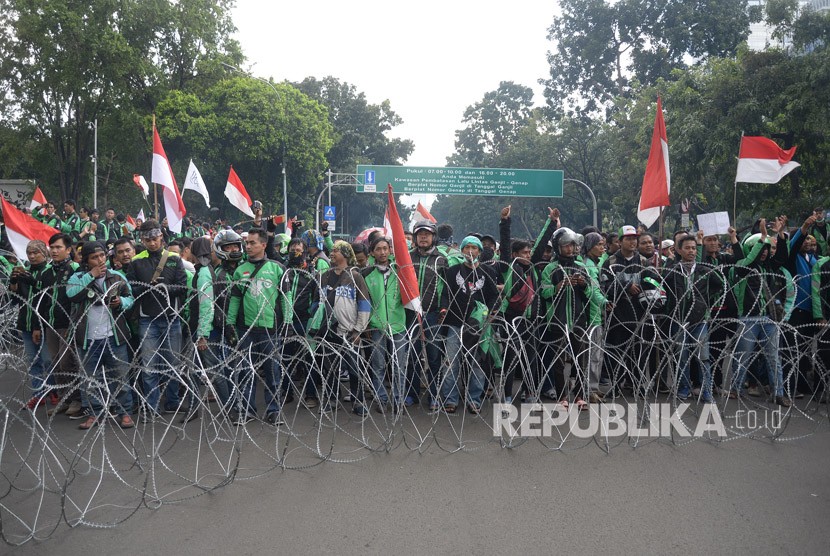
[92,118,98,209]
[221,62,288,232]
[563,178,598,229]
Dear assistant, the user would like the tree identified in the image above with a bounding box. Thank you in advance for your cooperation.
[448,81,535,167]
[543,0,756,117]
[0,0,242,206]
[295,77,415,233]
[152,77,335,223]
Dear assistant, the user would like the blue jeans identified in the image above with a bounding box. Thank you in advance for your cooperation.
[369,330,409,405]
[206,328,232,409]
[731,316,784,397]
[138,317,183,412]
[233,328,282,416]
[22,330,52,395]
[440,325,486,407]
[79,337,133,417]
[407,312,444,404]
[673,322,712,395]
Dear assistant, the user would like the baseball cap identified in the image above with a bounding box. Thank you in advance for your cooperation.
[619,225,639,238]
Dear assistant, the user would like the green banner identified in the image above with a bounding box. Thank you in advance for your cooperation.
[356,165,563,197]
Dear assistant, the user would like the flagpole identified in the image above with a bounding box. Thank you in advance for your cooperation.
[152,115,159,221]
[733,131,744,226]
[657,206,665,270]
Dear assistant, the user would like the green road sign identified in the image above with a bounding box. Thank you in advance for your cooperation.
[356,165,563,197]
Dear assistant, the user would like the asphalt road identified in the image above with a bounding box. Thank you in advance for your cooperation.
[4,408,830,555]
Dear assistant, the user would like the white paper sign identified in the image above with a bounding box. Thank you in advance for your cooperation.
[697,212,731,237]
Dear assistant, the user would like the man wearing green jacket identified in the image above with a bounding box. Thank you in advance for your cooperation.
[362,236,409,414]
[227,228,285,425]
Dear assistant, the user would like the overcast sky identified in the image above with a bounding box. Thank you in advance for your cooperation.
[231,1,556,169]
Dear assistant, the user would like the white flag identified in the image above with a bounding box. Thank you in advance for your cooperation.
[183,159,210,207]
[137,208,145,222]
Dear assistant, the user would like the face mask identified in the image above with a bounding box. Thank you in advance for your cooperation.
[480,247,494,262]
[288,253,306,267]
[406,240,412,250]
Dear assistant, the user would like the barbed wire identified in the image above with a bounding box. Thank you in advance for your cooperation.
[0,259,828,545]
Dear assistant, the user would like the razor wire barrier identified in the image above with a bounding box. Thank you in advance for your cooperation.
[0,259,829,546]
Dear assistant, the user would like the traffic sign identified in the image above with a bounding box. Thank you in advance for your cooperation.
[356,165,563,197]
[323,206,336,220]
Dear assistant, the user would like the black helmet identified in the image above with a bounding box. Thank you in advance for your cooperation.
[213,229,243,262]
[413,221,436,235]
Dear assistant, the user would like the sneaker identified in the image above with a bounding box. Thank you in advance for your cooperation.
[320,401,332,414]
[303,397,319,409]
[676,387,690,401]
[24,396,46,410]
[78,415,99,430]
[265,412,284,425]
[69,407,91,421]
[48,393,61,406]
[339,369,350,382]
[404,396,415,407]
[747,386,763,397]
[119,414,135,429]
[179,410,199,424]
[588,392,604,404]
[235,413,255,426]
[164,405,190,414]
[64,400,83,417]
[774,396,792,408]
[467,403,481,415]
[428,400,440,412]
[341,393,354,403]
[352,404,368,416]
[701,392,714,403]
[692,387,702,396]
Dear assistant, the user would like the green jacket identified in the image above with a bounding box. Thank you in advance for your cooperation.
[362,264,407,335]
[582,255,608,326]
[227,258,285,329]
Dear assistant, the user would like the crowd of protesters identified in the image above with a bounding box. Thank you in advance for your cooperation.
[3,197,830,430]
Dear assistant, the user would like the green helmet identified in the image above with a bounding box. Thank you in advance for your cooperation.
[275,233,291,255]
[742,233,764,250]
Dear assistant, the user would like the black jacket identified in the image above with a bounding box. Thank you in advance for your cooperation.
[125,248,187,318]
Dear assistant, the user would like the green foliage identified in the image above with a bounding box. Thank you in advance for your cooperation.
[153,78,334,223]
[0,0,242,210]
[544,0,753,117]
[295,77,414,233]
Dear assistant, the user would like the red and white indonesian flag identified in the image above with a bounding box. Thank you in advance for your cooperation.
[126,214,136,227]
[637,96,670,228]
[386,184,422,314]
[735,136,800,184]
[1,196,58,259]
[225,166,254,217]
[415,200,436,223]
[151,126,187,233]
[29,186,48,213]
[133,174,150,197]
[383,208,393,240]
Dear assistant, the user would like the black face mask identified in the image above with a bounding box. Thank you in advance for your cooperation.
[288,253,306,267]
[480,247,495,262]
